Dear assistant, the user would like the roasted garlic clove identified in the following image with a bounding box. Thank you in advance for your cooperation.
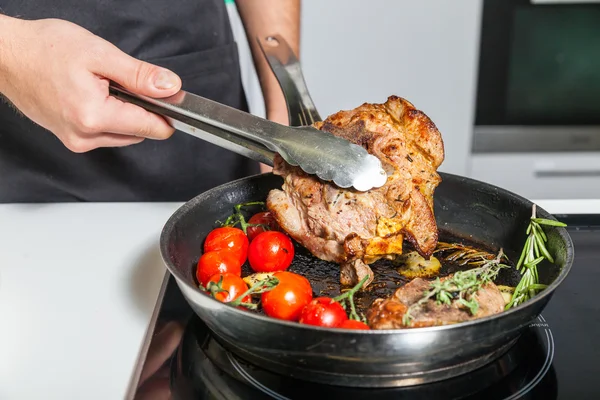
[496,285,515,305]
[396,251,441,279]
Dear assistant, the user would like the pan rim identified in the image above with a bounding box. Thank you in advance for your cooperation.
[159,172,575,335]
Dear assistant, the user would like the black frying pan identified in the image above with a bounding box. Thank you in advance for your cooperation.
[159,171,573,388]
[158,35,573,388]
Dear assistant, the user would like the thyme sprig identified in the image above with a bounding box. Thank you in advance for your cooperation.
[505,204,567,309]
[334,275,370,323]
[219,201,266,234]
[402,250,509,326]
[203,275,279,310]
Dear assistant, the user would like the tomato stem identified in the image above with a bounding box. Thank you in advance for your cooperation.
[204,276,230,297]
[333,275,369,302]
[201,275,279,310]
[247,223,272,230]
[228,276,280,309]
[332,275,369,323]
[221,201,266,235]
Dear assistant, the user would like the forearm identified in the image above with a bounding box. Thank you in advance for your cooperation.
[234,0,300,124]
[0,14,20,95]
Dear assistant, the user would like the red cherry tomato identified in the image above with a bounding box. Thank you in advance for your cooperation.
[261,271,313,321]
[247,211,281,242]
[248,231,294,273]
[299,297,348,328]
[206,273,251,304]
[338,319,371,330]
[196,250,242,287]
[204,227,249,267]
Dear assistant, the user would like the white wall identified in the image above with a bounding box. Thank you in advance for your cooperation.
[226,3,267,119]
[229,0,483,176]
[299,0,482,176]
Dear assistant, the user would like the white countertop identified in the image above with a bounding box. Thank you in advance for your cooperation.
[0,202,183,400]
[0,199,597,400]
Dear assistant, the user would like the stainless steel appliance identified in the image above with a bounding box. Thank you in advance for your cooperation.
[473,0,600,154]
[470,0,600,200]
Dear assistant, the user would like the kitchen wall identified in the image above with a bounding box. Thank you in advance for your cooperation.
[228,1,600,201]
[228,0,483,177]
[299,0,483,177]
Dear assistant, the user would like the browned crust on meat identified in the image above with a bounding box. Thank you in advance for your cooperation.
[366,276,505,329]
[267,96,444,287]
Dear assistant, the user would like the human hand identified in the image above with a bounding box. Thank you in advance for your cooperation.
[0,17,182,153]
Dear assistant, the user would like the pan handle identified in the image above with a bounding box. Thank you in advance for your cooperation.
[257,35,322,127]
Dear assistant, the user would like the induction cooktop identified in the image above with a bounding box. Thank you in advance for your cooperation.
[141,214,599,400]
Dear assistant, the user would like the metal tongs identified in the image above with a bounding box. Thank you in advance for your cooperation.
[108,61,387,192]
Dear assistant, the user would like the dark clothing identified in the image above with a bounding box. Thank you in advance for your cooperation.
[0,0,260,203]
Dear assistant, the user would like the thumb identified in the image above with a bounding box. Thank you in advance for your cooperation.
[92,43,182,98]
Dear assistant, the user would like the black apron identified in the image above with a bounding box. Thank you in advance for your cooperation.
[0,0,261,321]
[0,0,260,203]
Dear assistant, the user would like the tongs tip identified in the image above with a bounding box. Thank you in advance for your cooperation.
[347,154,389,192]
[285,128,389,192]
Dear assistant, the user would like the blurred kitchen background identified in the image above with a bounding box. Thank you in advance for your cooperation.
[226,0,600,200]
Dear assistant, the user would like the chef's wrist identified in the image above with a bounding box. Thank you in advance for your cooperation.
[264,86,290,126]
[266,103,289,126]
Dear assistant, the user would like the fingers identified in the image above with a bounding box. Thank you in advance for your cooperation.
[91,43,181,99]
[57,39,183,153]
[61,132,145,153]
[99,95,175,140]
[57,78,176,152]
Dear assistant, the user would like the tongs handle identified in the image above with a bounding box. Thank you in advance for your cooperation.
[108,84,288,166]
[256,35,321,126]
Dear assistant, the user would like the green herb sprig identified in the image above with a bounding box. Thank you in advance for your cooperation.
[433,242,498,267]
[334,275,370,323]
[505,204,566,309]
[402,250,509,326]
[219,201,267,234]
[203,275,280,310]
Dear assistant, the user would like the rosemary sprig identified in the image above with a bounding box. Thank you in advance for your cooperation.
[505,204,566,309]
[402,250,509,326]
[433,242,497,267]
[333,275,369,323]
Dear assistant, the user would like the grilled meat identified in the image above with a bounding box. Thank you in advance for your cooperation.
[266,96,444,287]
[366,276,506,329]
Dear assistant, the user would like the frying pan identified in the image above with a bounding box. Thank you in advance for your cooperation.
[158,37,574,388]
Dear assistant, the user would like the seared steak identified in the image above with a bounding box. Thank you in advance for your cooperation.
[266,96,444,287]
[366,276,506,329]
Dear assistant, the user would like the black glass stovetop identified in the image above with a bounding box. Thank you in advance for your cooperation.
[150,214,600,400]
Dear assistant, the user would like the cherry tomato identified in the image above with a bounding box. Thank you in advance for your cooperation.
[204,227,249,267]
[247,211,281,242]
[248,231,294,273]
[299,297,348,328]
[196,250,242,287]
[261,271,313,321]
[338,319,371,330]
[206,273,251,304]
